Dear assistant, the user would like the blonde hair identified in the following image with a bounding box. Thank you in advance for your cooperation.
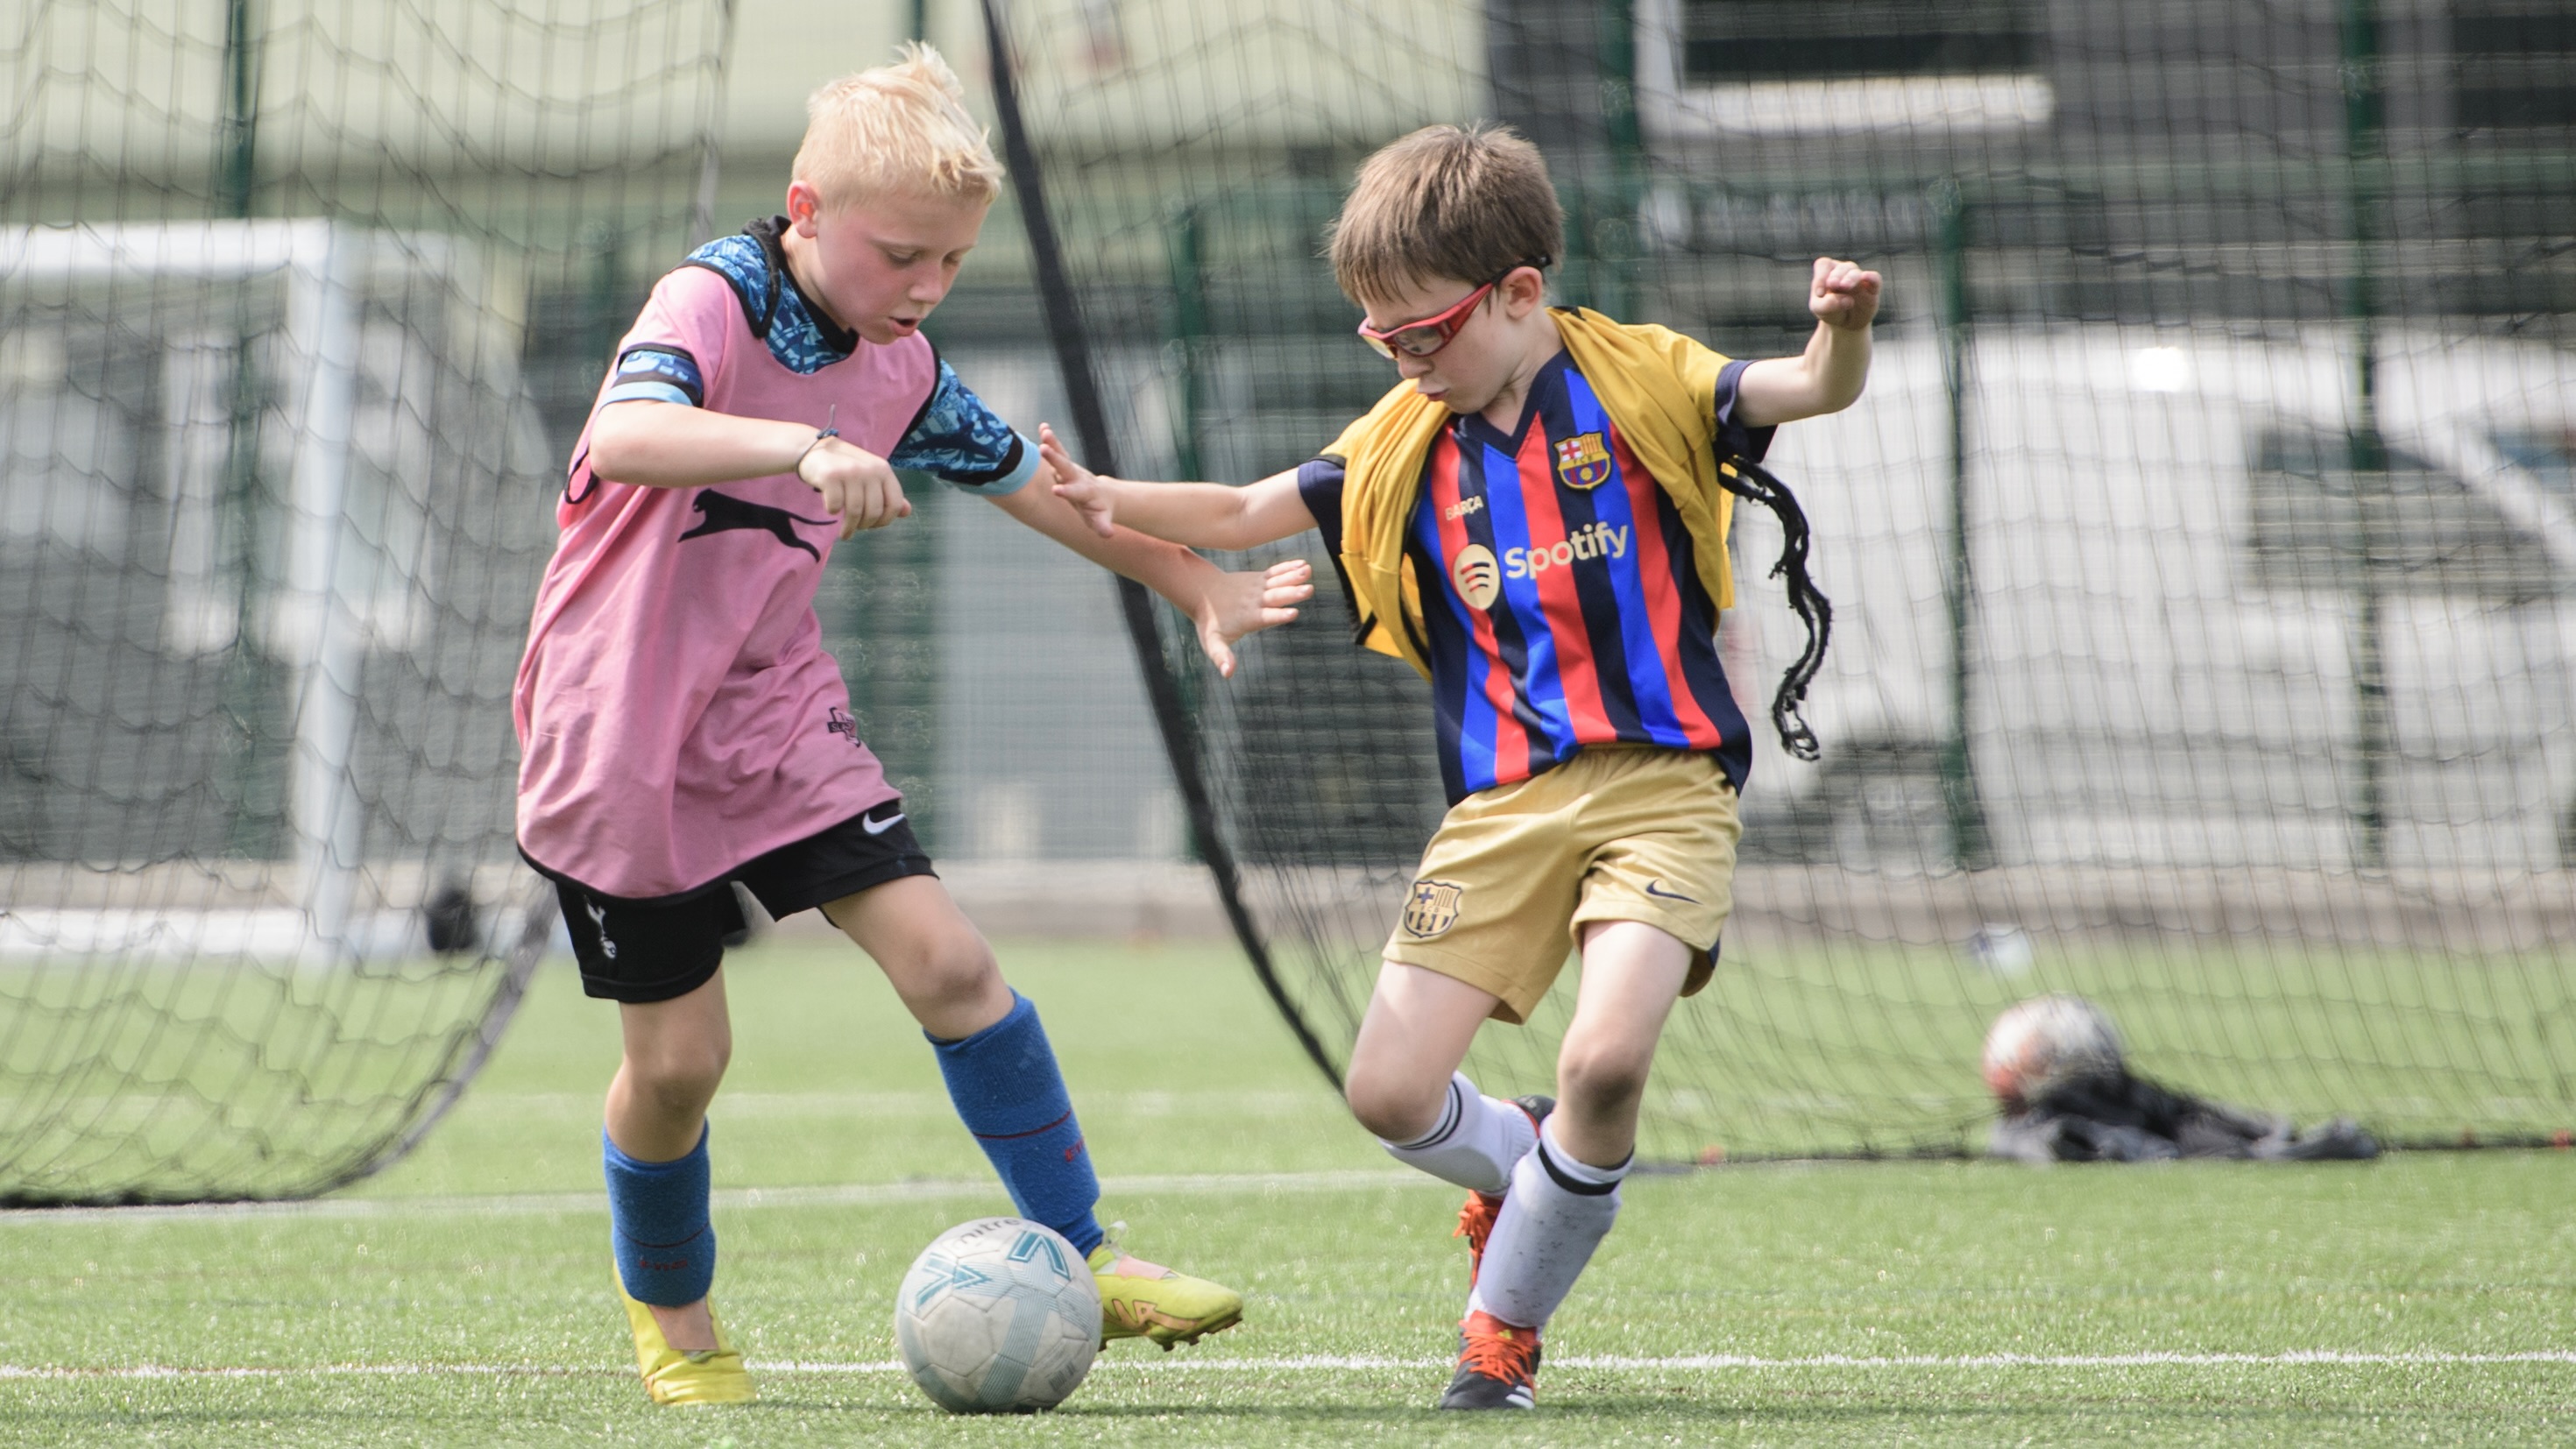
[1327,124,1562,307]
[794,43,1003,209]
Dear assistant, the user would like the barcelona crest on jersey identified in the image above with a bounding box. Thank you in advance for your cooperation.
[1553,431,1612,490]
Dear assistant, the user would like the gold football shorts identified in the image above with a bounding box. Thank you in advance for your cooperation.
[1383,745,1742,1024]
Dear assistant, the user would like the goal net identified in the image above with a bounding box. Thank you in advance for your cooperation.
[979,0,2576,1157]
[0,1,729,1203]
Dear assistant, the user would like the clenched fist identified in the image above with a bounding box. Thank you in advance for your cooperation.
[796,437,911,538]
[1808,257,1882,332]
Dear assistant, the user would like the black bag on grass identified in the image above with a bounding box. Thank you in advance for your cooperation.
[1989,1071,2380,1165]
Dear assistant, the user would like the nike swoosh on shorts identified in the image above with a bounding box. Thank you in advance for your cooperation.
[1643,880,1698,903]
[861,809,906,836]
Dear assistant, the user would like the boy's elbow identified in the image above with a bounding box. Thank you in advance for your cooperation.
[1221,505,1281,554]
[586,411,640,480]
[1214,515,1262,553]
[1807,363,1869,418]
[1148,491,1254,552]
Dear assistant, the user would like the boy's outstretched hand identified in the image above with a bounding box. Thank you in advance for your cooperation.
[1809,257,1882,332]
[1194,557,1313,678]
[1040,424,1119,539]
[1031,420,1314,675]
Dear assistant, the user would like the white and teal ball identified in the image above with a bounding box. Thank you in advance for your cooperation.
[894,1217,1100,1414]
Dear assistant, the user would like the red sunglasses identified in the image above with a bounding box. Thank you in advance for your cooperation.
[1355,260,1548,359]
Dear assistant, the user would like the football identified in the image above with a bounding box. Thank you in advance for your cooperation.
[1981,995,2125,1108]
[894,1217,1101,1414]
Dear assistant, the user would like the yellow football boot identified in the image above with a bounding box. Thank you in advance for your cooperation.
[1088,1233,1243,1349]
[619,1284,755,1405]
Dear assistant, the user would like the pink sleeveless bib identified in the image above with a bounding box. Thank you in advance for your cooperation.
[513,265,934,901]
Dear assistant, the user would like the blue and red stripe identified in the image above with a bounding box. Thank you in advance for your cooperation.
[1404,350,1752,803]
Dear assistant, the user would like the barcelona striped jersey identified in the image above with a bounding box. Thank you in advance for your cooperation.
[1301,349,1773,804]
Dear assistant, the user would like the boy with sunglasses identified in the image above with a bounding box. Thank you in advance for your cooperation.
[1039,122,1877,1410]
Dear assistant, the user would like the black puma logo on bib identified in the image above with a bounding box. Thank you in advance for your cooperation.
[679,491,832,559]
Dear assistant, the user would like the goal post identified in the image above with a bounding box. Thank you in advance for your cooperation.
[0,1,732,1204]
[0,218,564,1204]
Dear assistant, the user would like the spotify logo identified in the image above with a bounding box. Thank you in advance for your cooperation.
[1450,543,1501,610]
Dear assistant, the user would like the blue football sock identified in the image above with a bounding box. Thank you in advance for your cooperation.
[603,1124,716,1307]
[929,991,1104,1255]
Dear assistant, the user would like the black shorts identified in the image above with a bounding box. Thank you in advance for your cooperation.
[539,801,933,1004]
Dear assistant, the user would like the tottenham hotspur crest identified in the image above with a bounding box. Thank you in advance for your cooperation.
[1401,878,1466,939]
[1553,431,1612,490]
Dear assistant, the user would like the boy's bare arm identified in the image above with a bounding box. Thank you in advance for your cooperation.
[986,446,1313,677]
[586,399,909,539]
[1037,426,1319,552]
[1736,257,1882,428]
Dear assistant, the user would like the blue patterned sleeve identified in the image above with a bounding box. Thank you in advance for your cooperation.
[888,359,1038,495]
[600,344,704,409]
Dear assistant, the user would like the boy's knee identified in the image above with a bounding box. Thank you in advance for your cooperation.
[627,1036,730,1114]
[891,929,1008,1036]
[923,935,1001,1005]
[1345,1066,1444,1143]
[1556,1039,1651,1113]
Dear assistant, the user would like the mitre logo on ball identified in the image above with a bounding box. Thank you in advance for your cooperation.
[895,1217,1100,1414]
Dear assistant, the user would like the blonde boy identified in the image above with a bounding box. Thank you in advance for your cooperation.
[1043,123,1877,1409]
[513,46,1299,1404]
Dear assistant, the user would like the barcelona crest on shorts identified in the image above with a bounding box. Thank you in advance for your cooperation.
[1401,878,1466,939]
[1553,431,1612,490]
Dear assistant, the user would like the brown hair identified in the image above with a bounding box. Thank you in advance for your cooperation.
[795,43,1002,211]
[1327,124,1561,307]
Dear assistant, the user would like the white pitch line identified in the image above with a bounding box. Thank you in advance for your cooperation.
[2,1169,1432,1226]
[7,1351,2574,1381]
[473,1090,1334,1113]
[1556,1351,2576,1370]
[703,1351,2576,1373]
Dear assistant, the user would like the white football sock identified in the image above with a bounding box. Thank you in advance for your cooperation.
[1377,1073,1539,1195]
[1467,1119,1628,1330]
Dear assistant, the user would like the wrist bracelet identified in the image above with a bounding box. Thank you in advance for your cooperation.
[794,405,839,476]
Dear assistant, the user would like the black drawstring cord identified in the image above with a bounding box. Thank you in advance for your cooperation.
[1716,451,1832,762]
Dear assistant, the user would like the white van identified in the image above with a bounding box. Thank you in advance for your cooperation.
[1734,326,2576,874]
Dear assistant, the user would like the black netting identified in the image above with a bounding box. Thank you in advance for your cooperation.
[980,0,2576,1158]
[0,1,731,1203]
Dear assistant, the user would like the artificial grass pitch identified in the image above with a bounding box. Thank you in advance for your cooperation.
[1,940,2570,1445]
